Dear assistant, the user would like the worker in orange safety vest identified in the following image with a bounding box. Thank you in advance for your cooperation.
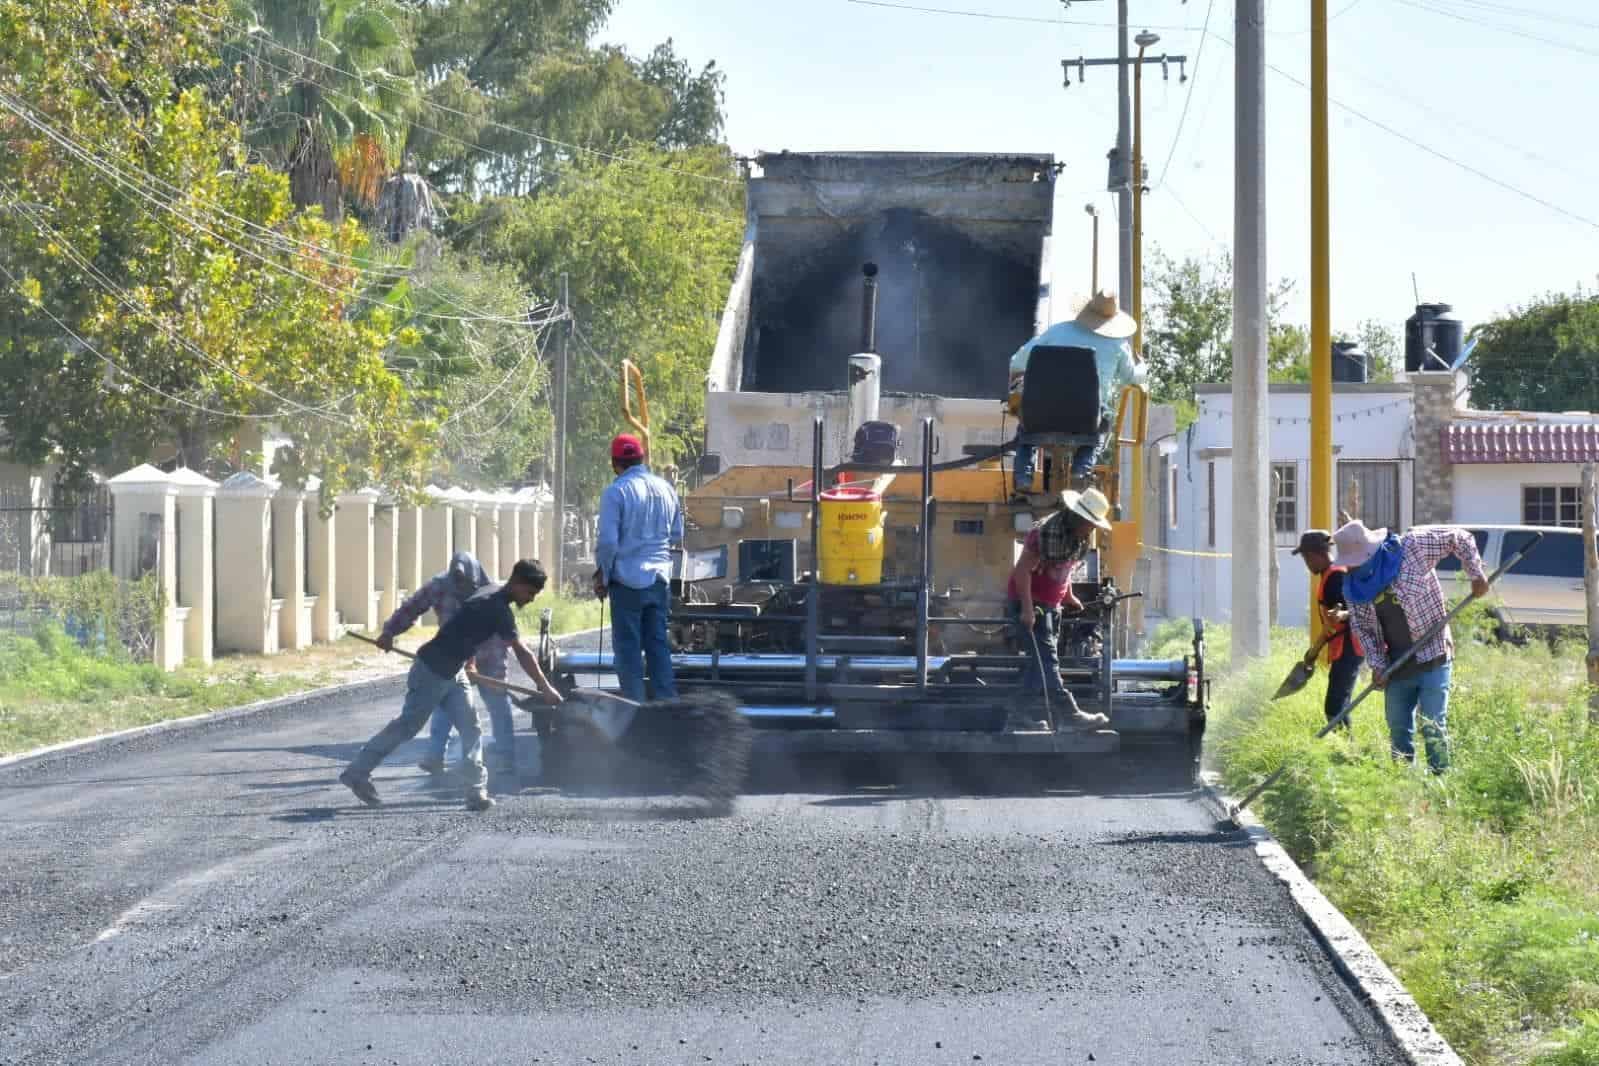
[1292,529,1365,730]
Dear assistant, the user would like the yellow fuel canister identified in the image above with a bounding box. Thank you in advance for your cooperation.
[818,485,885,585]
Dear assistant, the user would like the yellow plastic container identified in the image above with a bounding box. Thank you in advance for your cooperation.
[818,485,886,585]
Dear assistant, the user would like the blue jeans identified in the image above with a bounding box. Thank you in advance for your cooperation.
[428,680,515,762]
[350,659,486,794]
[610,578,677,703]
[1324,649,1364,729]
[1013,425,1106,492]
[1384,660,1452,772]
[1010,601,1065,699]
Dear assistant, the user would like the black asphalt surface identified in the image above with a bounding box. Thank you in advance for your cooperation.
[1,655,1407,1066]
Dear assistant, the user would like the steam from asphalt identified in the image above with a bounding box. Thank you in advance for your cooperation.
[749,209,1038,399]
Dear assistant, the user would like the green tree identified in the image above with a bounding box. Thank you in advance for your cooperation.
[453,145,743,506]
[1468,290,1599,412]
[218,0,423,219]
[0,0,435,500]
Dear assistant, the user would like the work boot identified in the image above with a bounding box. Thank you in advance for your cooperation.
[339,767,382,807]
[1004,710,1050,732]
[417,755,446,775]
[1059,707,1111,730]
[464,790,496,812]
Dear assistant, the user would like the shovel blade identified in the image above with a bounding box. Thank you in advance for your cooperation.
[1272,660,1315,701]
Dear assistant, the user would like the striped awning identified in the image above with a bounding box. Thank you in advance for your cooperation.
[1444,422,1599,464]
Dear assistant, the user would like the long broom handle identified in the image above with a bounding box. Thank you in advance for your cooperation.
[1231,532,1542,817]
[346,631,636,708]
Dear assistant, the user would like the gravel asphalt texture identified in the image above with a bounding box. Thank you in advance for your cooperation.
[0,640,1407,1066]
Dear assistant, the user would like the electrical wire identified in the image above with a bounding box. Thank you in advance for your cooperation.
[1200,28,1599,233]
[196,41,744,230]
[1156,0,1216,187]
[845,0,1204,32]
[198,7,742,187]
[0,91,537,326]
[0,183,361,420]
[1413,0,1599,33]
[0,258,322,421]
[1390,0,1599,59]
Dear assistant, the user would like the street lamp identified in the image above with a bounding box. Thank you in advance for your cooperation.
[1084,203,1100,295]
[1132,29,1159,360]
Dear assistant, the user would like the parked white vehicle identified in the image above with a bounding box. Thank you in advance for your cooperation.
[1430,524,1587,627]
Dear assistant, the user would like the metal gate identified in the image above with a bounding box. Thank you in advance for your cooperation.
[0,483,112,577]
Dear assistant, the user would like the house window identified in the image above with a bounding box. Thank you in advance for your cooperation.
[1206,461,1216,548]
[1272,463,1298,540]
[1522,485,1581,528]
[1168,464,1179,530]
[1338,460,1402,532]
[952,519,985,535]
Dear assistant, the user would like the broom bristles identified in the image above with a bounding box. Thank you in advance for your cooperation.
[516,690,752,812]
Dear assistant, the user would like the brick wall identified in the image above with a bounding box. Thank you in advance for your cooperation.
[1409,372,1457,526]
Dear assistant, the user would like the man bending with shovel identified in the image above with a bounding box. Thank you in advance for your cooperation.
[340,560,564,811]
[1289,530,1364,730]
[1336,521,1488,774]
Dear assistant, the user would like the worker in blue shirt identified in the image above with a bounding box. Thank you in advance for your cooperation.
[1009,291,1145,495]
[591,434,682,706]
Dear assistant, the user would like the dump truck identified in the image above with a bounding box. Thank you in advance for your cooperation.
[544,152,1208,782]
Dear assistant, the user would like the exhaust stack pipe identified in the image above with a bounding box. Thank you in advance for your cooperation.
[859,262,879,354]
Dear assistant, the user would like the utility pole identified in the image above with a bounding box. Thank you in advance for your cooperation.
[1060,34,1186,313]
[1309,0,1333,636]
[552,272,569,594]
[1232,0,1270,663]
[1115,0,1132,310]
[1584,463,1599,722]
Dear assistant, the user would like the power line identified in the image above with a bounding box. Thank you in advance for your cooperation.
[1423,0,1599,32]
[845,0,1203,32]
[197,42,744,230]
[1159,181,1222,244]
[1200,28,1599,233]
[1157,0,1216,186]
[1391,0,1599,59]
[0,91,534,327]
[200,8,741,187]
[0,259,318,422]
[0,183,359,421]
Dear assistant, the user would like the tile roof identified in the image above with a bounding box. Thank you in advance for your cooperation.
[1444,421,1599,464]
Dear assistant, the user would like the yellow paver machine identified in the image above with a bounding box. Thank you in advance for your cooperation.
[544,152,1208,781]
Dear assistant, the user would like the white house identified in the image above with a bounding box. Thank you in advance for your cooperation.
[1155,368,1599,627]
[1158,381,1416,628]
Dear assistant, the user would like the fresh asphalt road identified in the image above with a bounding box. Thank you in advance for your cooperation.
[1,660,1406,1066]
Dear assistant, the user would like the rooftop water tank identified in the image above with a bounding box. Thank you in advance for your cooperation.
[1405,303,1463,372]
[1331,341,1368,383]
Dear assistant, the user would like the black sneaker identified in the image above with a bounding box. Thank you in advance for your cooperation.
[339,768,382,807]
[465,790,496,812]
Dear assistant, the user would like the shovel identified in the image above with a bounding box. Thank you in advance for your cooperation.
[346,632,621,747]
[1226,531,1541,825]
[1272,627,1340,700]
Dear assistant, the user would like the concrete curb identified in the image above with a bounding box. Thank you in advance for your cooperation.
[1200,773,1464,1066]
[0,626,608,775]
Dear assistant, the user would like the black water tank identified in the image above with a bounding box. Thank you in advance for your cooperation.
[1405,303,1463,372]
[1331,341,1368,383]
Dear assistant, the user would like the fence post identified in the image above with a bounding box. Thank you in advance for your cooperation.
[1585,463,1599,723]
[303,478,338,645]
[421,485,453,577]
[106,464,182,670]
[169,468,218,665]
[215,472,277,655]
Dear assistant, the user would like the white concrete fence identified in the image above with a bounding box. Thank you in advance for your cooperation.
[102,464,555,671]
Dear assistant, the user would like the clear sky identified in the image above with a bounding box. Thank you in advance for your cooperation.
[599,0,1599,340]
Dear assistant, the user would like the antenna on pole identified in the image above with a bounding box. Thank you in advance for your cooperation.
[1412,272,1421,305]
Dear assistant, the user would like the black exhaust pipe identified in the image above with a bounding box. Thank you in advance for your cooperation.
[859,261,879,354]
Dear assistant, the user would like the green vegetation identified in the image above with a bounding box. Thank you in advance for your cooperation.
[1151,617,1599,1065]
[2,0,739,500]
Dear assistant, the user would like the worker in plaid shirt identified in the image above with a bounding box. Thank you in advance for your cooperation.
[1335,520,1489,773]
[377,551,531,780]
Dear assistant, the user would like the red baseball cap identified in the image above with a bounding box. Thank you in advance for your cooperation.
[610,434,644,461]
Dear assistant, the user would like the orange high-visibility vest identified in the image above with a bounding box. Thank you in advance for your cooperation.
[1315,566,1362,667]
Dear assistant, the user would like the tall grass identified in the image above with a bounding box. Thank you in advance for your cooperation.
[1151,617,1599,1065]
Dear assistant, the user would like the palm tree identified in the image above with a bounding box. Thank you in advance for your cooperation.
[223,0,422,220]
